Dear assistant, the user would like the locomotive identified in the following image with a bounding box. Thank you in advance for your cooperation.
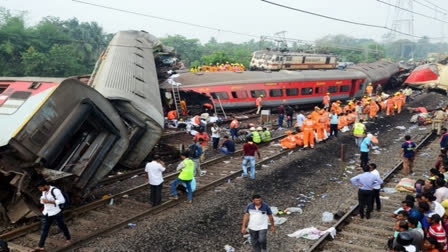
[249,49,337,71]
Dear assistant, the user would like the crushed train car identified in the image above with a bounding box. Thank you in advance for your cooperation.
[0,77,129,223]
[404,62,448,92]
[0,30,165,223]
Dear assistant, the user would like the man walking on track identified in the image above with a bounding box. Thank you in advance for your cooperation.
[33,180,71,252]
[145,155,166,206]
[230,116,239,141]
[242,137,261,179]
[241,195,275,252]
[256,95,263,114]
[350,165,383,219]
[401,135,416,175]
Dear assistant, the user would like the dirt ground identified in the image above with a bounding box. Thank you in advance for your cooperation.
[77,92,447,252]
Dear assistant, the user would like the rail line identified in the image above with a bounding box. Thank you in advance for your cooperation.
[307,131,435,252]
[0,134,288,252]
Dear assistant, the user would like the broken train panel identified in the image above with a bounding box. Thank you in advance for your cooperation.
[89,30,164,168]
[0,77,129,223]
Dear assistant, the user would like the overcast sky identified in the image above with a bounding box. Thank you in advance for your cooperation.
[2,0,448,44]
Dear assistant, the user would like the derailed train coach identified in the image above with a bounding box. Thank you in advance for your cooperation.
[0,78,129,223]
[0,30,165,223]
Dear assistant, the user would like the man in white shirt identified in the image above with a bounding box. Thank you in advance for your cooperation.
[434,178,448,203]
[369,163,382,211]
[145,155,166,206]
[296,111,306,129]
[34,180,71,251]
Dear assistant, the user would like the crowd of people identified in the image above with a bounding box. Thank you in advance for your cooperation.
[189,62,245,72]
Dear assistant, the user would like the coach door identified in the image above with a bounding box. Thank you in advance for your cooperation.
[349,79,357,97]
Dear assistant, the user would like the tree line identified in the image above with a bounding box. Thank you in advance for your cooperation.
[1,8,448,78]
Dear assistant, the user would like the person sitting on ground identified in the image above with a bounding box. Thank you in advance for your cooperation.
[220,136,235,155]
[421,192,445,218]
[261,127,271,142]
[436,154,445,170]
[394,232,416,252]
[418,201,433,232]
[389,220,409,249]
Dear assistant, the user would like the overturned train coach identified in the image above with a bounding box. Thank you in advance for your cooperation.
[161,61,400,109]
[0,30,164,223]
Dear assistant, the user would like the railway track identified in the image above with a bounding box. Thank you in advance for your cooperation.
[0,134,289,252]
[307,131,435,252]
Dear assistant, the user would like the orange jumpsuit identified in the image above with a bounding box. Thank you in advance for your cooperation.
[386,99,395,116]
[362,104,370,120]
[316,112,328,142]
[394,96,403,114]
[366,86,373,96]
[301,119,316,148]
[323,95,330,106]
[343,105,354,113]
[369,101,379,119]
[180,100,187,115]
[294,132,304,146]
[400,93,406,106]
[379,101,386,111]
[310,110,320,122]
[347,112,356,125]
[280,134,297,149]
[167,110,177,120]
[337,115,348,130]
[330,102,338,113]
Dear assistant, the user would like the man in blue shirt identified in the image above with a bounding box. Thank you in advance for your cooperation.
[400,135,416,175]
[351,165,383,219]
[440,128,448,150]
[360,133,373,168]
[329,111,339,137]
[220,136,235,155]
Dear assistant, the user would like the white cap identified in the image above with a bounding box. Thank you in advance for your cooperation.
[367,133,373,138]
[257,127,263,131]
[250,127,256,131]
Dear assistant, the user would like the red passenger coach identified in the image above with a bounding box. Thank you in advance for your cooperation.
[162,70,366,109]
[161,61,400,109]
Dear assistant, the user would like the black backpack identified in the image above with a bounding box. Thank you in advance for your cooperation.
[51,187,70,210]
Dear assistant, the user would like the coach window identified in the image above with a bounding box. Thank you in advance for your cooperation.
[269,89,283,97]
[339,85,350,92]
[210,92,229,100]
[328,86,338,93]
[286,88,298,96]
[231,90,248,99]
[0,91,31,114]
[250,90,266,98]
[301,87,313,95]
[315,87,325,94]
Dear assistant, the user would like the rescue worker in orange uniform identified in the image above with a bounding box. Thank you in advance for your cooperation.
[343,102,355,113]
[310,106,321,121]
[229,116,239,140]
[256,95,263,114]
[316,109,329,142]
[393,92,403,114]
[386,98,395,116]
[361,96,368,105]
[337,113,348,130]
[180,99,187,115]
[280,131,297,149]
[346,110,356,125]
[366,83,373,97]
[167,110,177,120]
[362,100,371,121]
[369,99,380,120]
[293,128,305,147]
[322,93,330,111]
[334,101,343,115]
[301,115,317,149]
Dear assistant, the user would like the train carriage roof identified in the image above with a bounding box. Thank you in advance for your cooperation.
[160,70,366,88]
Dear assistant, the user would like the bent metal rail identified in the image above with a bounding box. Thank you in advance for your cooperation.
[0,134,287,251]
[306,131,434,252]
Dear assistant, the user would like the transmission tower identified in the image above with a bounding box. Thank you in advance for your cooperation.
[386,0,415,58]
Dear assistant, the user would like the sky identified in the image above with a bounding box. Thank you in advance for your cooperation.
[2,0,448,45]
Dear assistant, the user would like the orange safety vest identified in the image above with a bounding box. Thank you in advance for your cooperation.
[167,110,177,120]
[366,86,373,94]
[323,95,330,104]
[256,97,262,106]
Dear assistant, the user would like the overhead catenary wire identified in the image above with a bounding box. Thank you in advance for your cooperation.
[421,0,448,13]
[71,0,389,53]
[412,0,447,15]
[260,0,443,39]
[376,0,448,24]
